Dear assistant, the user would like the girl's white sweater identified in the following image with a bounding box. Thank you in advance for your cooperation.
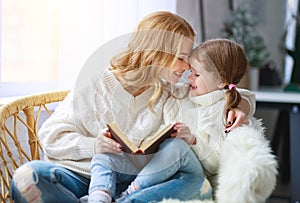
[182,89,255,180]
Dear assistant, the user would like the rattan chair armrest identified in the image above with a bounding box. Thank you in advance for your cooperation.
[0,90,69,202]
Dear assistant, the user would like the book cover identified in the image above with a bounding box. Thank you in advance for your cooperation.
[107,122,176,154]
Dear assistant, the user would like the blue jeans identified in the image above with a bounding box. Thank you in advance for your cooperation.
[10,160,90,203]
[11,139,212,203]
[90,138,212,202]
[118,171,210,203]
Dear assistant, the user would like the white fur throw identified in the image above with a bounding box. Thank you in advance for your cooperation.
[215,122,278,203]
[160,120,278,203]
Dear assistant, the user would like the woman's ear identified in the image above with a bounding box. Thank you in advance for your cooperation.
[217,81,227,89]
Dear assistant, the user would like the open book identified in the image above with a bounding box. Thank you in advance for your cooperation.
[107,122,176,154]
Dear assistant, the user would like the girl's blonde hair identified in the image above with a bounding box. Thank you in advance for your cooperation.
[110,11,195,111]
[191,39,248,123]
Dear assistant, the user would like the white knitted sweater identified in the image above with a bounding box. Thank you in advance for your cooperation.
[181,89,255,182]
[38,69,255,178]
[38,70,182,177]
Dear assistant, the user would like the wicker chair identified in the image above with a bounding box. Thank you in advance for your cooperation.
[0,90,69,203]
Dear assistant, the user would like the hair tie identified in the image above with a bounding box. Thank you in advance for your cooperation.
[228,84,236,90]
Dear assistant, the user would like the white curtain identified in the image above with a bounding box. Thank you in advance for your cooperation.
[0,0,176,97]
[58,0,176,90]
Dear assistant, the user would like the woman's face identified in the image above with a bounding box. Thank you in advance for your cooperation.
[160,37,194,84]
[188,57,221,97]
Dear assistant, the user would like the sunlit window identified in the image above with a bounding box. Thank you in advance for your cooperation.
[1,0,60,82]
[0,0,176,97]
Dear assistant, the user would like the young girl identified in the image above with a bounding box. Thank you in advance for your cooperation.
[179,39,247,186]
[181,38,260,190]
[176,38,278,202]
[11,12,255,203]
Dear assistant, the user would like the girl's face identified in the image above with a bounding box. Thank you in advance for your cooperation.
[160,37,194,84]
[188,57,222,97]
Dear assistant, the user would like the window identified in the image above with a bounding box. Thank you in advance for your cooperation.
[0,0,176,97]
[0,0,60,97]
[1,0,59,83]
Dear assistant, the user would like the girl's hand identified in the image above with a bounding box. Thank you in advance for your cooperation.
[225,104,249,132]
[94,128,123,154]
[172,122,196,145]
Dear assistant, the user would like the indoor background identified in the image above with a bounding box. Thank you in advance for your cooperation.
[1,0,298,202]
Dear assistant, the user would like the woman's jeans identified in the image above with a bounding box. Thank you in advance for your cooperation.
[90,138,212,202]
[10,160,90,203]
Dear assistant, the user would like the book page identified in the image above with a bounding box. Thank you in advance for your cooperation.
[140,124,175,152]
[107,122,139,153]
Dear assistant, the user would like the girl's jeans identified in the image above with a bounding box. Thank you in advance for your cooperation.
[90,138,212,202]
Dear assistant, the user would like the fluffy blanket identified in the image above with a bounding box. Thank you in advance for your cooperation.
[160,120,278,203]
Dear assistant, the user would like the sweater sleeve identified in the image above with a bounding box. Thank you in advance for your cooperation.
[39,73,108,161]
[38,92,96,160]
[237,88,256,117]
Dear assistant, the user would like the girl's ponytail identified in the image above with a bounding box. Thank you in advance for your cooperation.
[224,84,242,119]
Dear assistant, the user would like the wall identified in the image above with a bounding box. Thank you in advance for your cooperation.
[58,0,177,90]
[177,0,286,139]
[177,0,286,78]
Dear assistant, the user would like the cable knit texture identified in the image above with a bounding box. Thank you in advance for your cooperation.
[181,89,255,180]
[38,69,184,177]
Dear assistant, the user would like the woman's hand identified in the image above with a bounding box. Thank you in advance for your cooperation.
[172,122,196,145]
[94,128,123,154]
[225,99,249,132]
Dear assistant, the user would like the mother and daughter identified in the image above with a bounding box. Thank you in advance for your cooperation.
[11,11,255,203]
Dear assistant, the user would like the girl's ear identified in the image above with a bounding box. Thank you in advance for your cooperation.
[217,81,226,89]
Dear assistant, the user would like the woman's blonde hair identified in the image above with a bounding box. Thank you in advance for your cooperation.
[110,11,195,111]
[191,39,248,124]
